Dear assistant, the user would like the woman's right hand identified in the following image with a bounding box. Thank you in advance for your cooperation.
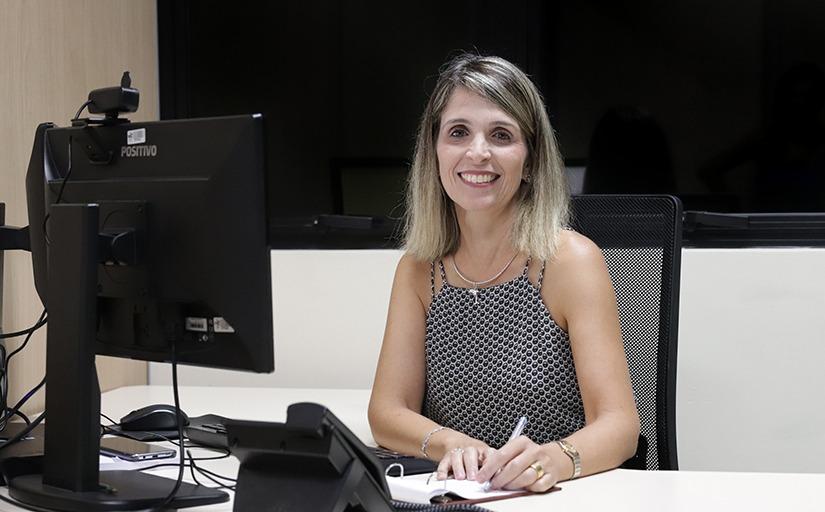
[434,433,493,482]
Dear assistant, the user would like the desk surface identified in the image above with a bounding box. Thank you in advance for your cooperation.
[3,385,824,511]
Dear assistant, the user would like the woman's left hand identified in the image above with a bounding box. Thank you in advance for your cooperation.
[474,436,561,492]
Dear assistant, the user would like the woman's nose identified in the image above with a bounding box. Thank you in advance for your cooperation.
[466,134,491,162]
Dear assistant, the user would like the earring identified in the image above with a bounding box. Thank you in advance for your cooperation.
[522,162,532,183]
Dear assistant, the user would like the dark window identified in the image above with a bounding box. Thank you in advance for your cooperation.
[555,1,825,216]
[159,1,825,248]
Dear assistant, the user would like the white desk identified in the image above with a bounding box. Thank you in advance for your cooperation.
[3,385,824,511]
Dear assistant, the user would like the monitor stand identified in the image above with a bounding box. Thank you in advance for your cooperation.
[7,204,228,511]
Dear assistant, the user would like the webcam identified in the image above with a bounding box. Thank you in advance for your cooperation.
[75,71,139,125]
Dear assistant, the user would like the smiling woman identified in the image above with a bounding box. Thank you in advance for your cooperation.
[437,87,528,215]
[368,53,640,494]
[403,55,569,263]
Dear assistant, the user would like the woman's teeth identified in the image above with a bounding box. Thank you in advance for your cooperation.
[461,173,497,184]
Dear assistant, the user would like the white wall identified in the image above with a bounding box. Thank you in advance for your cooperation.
[151,247,825,473]
[676,248,825,473]
[150,250,402,389]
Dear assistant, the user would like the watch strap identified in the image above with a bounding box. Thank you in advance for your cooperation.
[555,439,582,479]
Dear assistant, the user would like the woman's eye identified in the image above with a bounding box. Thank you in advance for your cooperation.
[492,130,512,141]
[449,127,468,137]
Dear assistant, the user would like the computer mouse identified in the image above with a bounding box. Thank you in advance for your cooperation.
[119,404,190,432]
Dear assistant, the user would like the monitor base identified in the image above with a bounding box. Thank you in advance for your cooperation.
[9,470,229,511]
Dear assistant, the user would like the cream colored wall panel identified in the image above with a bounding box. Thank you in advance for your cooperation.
[676,248,825,473]
[1,0,158,414]
[150,250,404,389]
[152,248,825,474]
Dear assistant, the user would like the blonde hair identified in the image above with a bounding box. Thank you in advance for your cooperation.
[403,53,569,262]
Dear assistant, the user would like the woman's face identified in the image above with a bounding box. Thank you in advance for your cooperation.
[436,87,528,215]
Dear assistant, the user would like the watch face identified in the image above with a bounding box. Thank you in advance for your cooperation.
[559,439,577,455]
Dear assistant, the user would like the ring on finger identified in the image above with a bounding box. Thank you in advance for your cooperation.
[452,448,465,455]
[528,461,545,480]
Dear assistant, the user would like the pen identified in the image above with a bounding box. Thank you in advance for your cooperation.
[481,416,527,491]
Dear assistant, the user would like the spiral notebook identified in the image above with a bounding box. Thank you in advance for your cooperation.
[371,446,438,476]
[387,473,537,505]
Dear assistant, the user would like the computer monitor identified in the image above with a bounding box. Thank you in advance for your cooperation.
[27,115,273,372]
[8,113,273,510]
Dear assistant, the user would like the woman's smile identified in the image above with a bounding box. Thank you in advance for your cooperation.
[458,171,500,185]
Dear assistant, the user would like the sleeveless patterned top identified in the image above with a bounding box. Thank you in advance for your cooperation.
[422,259,586,448]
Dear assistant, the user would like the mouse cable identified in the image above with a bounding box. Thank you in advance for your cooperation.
[133,459,236,492]
[8,376,45,412]
[185,457,236,485]
[4,310,48,391]
[4,376,45,420]
[0,376,45,438]
[99,412,119,427]
[6,409,30,425]
[0,411,45,452]
[127,431,236,489]
[1,310,47,431]
[0,310,47,340]
[149,341,186,512]
[186,449,236,491]
[0,376,46,446]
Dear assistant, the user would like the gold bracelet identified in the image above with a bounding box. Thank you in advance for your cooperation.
[420,426,446,458]
[555,439,582,479]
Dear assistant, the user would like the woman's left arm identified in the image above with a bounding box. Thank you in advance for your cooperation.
[476,232,639,490]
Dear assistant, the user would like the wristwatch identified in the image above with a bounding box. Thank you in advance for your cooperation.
[555,439,582,479]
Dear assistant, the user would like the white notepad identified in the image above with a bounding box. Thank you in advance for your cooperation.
[387,473,525,504]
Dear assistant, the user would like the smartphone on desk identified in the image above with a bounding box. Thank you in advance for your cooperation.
[100,437,176,462]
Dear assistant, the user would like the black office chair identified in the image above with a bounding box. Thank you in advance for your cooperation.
[569,195,682,470]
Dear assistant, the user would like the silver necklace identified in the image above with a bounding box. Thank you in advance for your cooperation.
[452,252,518,303]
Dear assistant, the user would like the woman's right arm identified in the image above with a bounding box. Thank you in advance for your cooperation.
[368,255,488,476]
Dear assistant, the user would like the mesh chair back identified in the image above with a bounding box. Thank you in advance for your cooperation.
[569,195,682,470]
